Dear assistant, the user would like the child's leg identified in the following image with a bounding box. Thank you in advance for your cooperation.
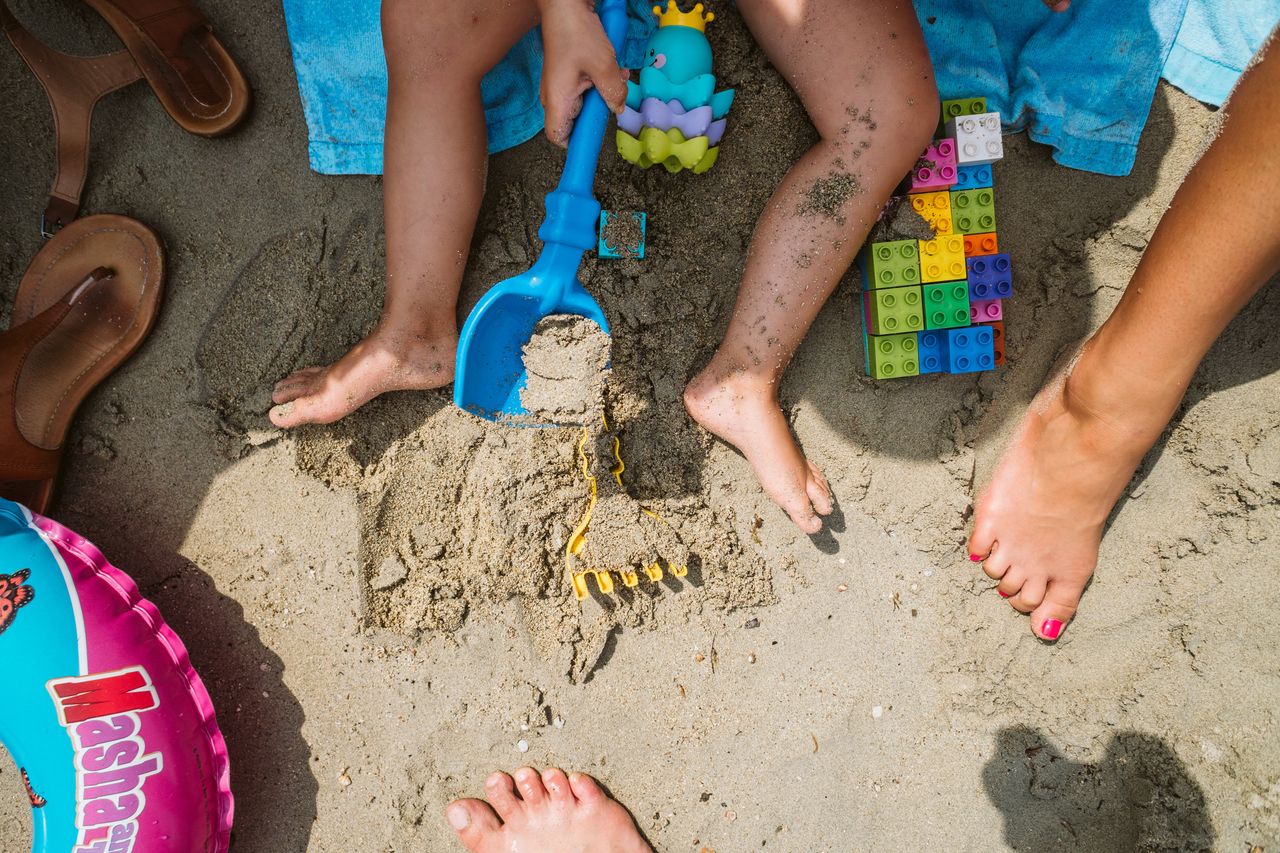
[684,0,938,532]
[970,31,1280,641]
[270,0,539,428]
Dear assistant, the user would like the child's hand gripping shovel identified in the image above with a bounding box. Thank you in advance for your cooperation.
[453,0,627,423]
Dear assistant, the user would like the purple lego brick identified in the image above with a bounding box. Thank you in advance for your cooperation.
[909,139,958,192]
[970,298,1004,323]
[966,253,1013,301]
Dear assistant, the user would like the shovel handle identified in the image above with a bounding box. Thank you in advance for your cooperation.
[537,0,629,252]
[559,0,629,195]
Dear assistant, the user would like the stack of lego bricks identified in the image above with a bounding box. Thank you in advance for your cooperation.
[857,97,1010,379]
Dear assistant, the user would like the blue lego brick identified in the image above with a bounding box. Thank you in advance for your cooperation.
[953,163,993,191]
[941,326,996,374]
[598,211,646,259]
[966,252,1013,301]
[917,330,944,374]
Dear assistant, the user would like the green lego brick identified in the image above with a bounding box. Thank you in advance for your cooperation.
[949,188,996,235]
[922,281,971,330]
[861,239,921,290]
[940,97,987,125]
[865,285,924,335]
[866,332,921,379]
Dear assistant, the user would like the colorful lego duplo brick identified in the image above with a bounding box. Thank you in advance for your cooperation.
[909,191,953,235]
[941,326,996,373]
[963,233,999,256]
[857,97,1010,379]
[864,286,924,335]
[953,163,993,191]
[909,139,957,192]
[940,97,987,125]
[917,330,944,373]
[918,235,965,283]
[947,112,1003,166]
[860,239,920,289]
[922,281,970,330]
[967,252,1013,300]
[971,298,1003,323]
[951,188,996,235]
[866,332,920,379]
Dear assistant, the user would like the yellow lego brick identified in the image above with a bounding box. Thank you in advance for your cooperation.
[918,235,966,283]
[909,191,953,236]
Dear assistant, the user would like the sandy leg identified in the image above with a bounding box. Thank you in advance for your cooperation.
[446,768,651,853]
[269,0,538,428]
[969,32,1280,640]
[684,0,937,532]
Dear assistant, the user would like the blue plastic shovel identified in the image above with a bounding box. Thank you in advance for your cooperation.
[453,0,628,422]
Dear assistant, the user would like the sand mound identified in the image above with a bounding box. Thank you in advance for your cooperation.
[519,315,611,426]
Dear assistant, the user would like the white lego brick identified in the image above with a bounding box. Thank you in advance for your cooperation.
[946,111,1003,165]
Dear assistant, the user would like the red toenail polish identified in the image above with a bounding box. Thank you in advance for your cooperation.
[998,590,1010,598]
[1042,619,1063,640]
[969,554,982,562]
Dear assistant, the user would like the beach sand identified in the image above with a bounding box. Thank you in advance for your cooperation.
[2,1,1279,850]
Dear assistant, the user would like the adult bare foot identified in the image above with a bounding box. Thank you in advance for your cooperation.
[968,344,1177,641]
[446,767,651,853]
[684,366,833,533]
[269,326,456,428]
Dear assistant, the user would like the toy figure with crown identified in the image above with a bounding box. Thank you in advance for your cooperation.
[616,2,734,173]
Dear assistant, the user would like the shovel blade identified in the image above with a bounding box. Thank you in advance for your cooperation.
[453,273,610,423]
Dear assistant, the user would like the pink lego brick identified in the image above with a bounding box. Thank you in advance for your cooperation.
[970,298,1003,323]
[909,139,958,192]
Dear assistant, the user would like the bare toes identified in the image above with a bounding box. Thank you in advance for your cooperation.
[446,799,503,852]
[806,462,833,516]
[1008,575,1046,614]
[982,545,1012,580]
[484,771,523,822]
[994,565,1025,600]
[1030,580,1085,642]
[567,772,605,805]
[541,768,573,805]
[513,766,547,807]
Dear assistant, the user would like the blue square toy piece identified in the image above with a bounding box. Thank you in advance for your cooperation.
[941,326,996,374]
[966,252,1013,301]
[598,211,646,259]
[917,330,944,374]
[953,163,993,191]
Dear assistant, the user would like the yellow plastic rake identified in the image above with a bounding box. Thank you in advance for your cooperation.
[565,418,688,600]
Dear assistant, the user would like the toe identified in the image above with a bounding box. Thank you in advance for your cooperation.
[446,799,503,852]
[806,461,833,516]
[513,766,547,807]
[567,772,605,806]
[541,768,573,805]
[484,771,524,822]
[981,544,1013,580]
[271,376,315,405]
[1030,579,1084,642]
[968,510,997,562]
[1007,574,1046,614]
[268,385,350,428]
[994,565,1025,600]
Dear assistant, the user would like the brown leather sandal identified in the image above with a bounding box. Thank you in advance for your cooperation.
[1,0,248,234]
[79,0,250,137]
[0,216,165,513]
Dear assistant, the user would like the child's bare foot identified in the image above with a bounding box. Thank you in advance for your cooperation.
[968,345,1176,641]
[684,367,833,534]
[269,327,456,428]
[445,767,651,853]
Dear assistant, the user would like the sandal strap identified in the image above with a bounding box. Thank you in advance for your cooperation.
[0,269,110,481]
[0,3,142,235]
